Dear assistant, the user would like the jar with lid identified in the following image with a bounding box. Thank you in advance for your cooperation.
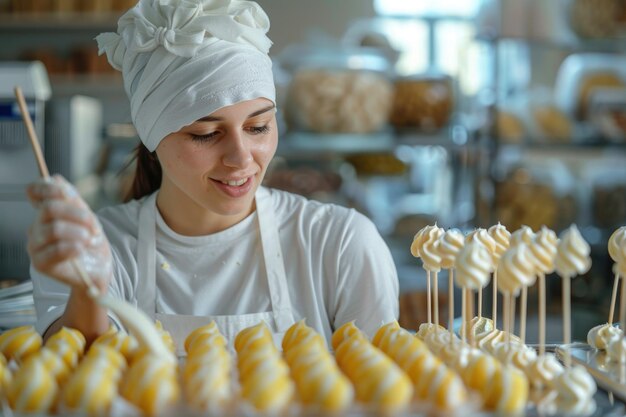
[279,45,394,134]
[390,73,454,131]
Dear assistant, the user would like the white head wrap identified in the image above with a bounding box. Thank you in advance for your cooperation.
[96,0,275,151]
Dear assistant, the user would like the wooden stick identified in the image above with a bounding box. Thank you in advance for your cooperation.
[492,270,498,329]
[504,291,511,348]
[14,86,98,295]
[433,271,439,330]
[449,269,454,344]
[461,288,467,343]
[563,276,572,367]
[478,287,483,318]
[610,273,620,325]
[619,277,626,340]
[427,270,432,325]
[511,292,516,338]
[539,273,546,356]
[14,87,49,178]
[520,287,527,344]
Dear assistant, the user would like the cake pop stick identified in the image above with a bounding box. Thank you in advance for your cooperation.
[609,227,626,327]
[555,225,591,367]
[421,227,444,330]
[455,242,491,346]
[411,226,434,325]
[488,223,511,330]
[497,244,535,354]
[465,229,496,320]
[529,227,558,355]
[438,229,464,342]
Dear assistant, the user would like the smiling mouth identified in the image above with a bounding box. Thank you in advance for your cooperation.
[218,178,248,186]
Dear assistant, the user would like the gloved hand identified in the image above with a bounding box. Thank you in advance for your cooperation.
[26,175,112,292]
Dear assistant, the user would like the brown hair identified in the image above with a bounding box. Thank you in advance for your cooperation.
[124,143,162,202]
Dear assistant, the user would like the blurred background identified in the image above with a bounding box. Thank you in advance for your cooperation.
[0,0,625,340]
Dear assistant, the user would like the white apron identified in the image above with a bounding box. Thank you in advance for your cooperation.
[136,187,296,356]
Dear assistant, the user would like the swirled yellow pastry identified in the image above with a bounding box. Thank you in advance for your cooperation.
[0,325,42,362]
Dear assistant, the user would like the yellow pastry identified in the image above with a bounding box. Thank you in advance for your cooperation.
[185,322,227,355]
[486,364,529,415]
[0,325,42,362]
[34,347,71,385]
[331,321,362,351]
[415,363,468,410]
[234,321,273,353]
[0,353,10,394]
[282,320,325,352]
[92,328,138,361]
[462,352,501,402]
[45,326,86,354]
[45,339,81,369]
[371,320,400,347]
[60,357,117,416]
[7,356,57,413]
[183,354,232,411]
[121,354,180,417]
[86,344,127,371]
[240,358,294,413]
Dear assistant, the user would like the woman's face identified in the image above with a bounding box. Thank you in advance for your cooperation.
[156,98,277,226]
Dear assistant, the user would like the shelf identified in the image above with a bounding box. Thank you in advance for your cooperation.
[50,74,125,97]
[476,34,626,53]
[0,12,119,31]
[279,127,469,157]
[279,131,396,156]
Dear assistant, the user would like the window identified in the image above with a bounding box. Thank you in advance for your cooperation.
[373,0,485,96]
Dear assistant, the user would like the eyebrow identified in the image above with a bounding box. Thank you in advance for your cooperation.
[197,105,275,122]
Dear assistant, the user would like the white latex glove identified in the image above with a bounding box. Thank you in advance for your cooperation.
[26,175,112,292]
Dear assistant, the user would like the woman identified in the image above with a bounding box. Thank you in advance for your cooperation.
[27,0,398,353]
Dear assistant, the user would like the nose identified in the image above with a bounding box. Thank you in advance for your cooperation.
[221,130,253,168]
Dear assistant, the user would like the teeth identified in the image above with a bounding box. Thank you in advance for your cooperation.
[220,178,247,186]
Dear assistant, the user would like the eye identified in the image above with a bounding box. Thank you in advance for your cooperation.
[248,125,271,135]
[190,131,219,143]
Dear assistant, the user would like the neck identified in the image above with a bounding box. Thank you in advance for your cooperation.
[155,185,255,236]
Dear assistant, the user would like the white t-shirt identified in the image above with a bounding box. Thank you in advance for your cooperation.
[32,188,399,343]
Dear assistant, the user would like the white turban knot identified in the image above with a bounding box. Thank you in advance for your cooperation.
[96,0,275,151]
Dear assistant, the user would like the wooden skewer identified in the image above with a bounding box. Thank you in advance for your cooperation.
[433,271,439,329]
[426,270,432,324]
[14,86,99,296]
[448,268,454,346]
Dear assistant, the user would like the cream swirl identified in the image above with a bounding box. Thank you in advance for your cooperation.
[530,226,558,274]
[587,323,623,350]
[608,226,626,264]
[476,329,521,355]
[527,353,563,388]
[492,342,537,372]
[607,337,626,363]
[438,229,464,269]
[421,226,444,272]
[425,329,460,353]
[466,228,497,265]
[455,242,492,290]
[550,365,596,406]
[410,225,433,258]
[415,323,446,341]
[555,225,591,278]
[497,244,536,295]
[98,0,272,69]
[488,222,511,261]
[509,225,535,247]
[468,316,494,338]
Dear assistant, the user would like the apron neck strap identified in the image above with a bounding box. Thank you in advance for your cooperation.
[135,188,295,330]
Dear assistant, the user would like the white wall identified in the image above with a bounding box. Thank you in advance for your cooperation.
[257,0,376,55]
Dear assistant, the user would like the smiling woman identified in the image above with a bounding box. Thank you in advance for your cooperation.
[26,0,399,352]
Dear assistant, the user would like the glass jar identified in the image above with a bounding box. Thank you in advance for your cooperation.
[280,45,394,134]
[390,74,454,131]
